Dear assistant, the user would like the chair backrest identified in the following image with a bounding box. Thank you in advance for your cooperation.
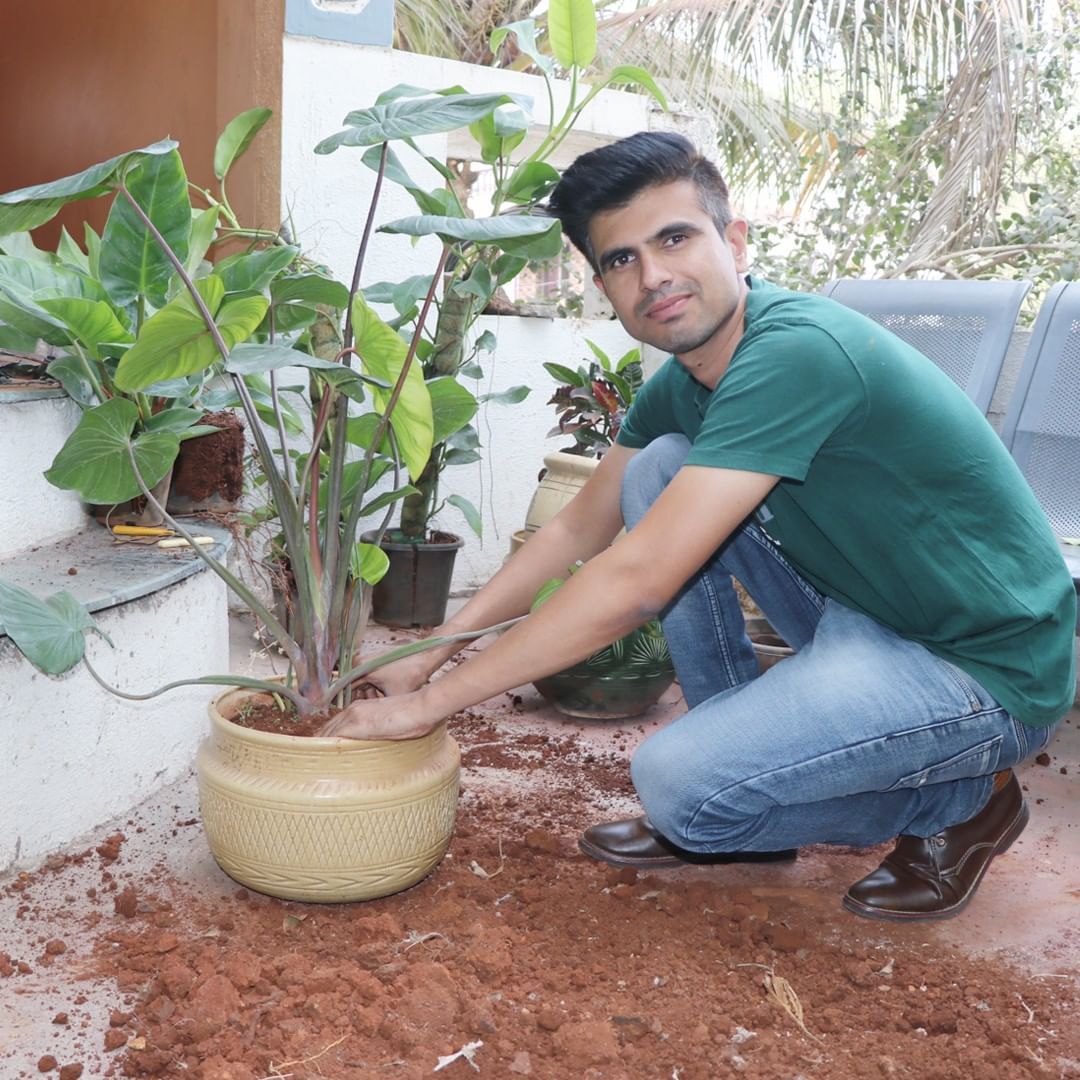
[1000,282,1080,547]
[821,279,1031,413]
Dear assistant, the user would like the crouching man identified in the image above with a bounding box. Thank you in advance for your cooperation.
[322,132,1076,921]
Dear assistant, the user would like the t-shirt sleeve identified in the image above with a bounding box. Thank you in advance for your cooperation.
[686,323,865,481]
[615,360,677,449]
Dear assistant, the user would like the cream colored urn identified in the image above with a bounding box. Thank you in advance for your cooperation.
[510,451,601,555]
[196,687,460,903]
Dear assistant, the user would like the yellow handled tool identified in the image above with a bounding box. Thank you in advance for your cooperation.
[112,525,175,537]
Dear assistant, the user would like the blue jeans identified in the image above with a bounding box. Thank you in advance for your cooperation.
[624,435,1053,851]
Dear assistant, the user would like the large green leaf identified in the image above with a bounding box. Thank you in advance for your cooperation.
[427,376,478,443]
[379,213,561,255]
[447,493,482,537]
[271,272,350,309]
[547,0,597,69]
[38,298,132,360]
[359,145,459,218]
[44,397,180,503]
[0,253,108,302]
[225,341,348,376]
[468,104,529,164]
[315,93,530,153]
[46,354,99,407]
[351,294,432,480]
[0,281,69,344]
[0,139,177,234]
[491,19,554,75]
[505,162,561,205]
[603,66,668,109]
[184,206,221,276]
[215,244,298,294]
[0,580,99,675]
[57,227,89,272]
[352,542,390,586]
[100,150,191,309]
[479,385,530,405]
[214,107,272,180]
[114,276,268,391]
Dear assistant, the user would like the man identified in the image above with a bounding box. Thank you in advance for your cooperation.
[322,132,1076,921]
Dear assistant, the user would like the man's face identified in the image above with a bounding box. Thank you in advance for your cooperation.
[589,179,749,362]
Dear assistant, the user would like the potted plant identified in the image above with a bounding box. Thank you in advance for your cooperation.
[331,5,665,626]
[530,568,674,719]
[0,90,559,903]
[0,3,665,903]
[0,111,284,524]
[511,339,643,553]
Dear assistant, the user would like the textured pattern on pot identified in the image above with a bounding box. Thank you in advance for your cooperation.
[197,687,460,903]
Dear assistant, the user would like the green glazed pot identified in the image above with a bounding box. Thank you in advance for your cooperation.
[533,621,675,720]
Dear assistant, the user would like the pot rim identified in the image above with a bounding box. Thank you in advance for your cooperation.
[208,683,447,751]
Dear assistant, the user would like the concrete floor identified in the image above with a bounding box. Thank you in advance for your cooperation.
[1,611,1077,1076]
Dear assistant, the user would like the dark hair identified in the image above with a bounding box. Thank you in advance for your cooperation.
[547,131,733,272]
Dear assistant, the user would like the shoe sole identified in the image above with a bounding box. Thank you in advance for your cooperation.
[577,837,798,870]
[841,798,1030,923]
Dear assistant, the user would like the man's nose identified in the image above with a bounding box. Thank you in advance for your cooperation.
[638,252,673,292]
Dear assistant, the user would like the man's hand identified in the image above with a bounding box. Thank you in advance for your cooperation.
[319,689,440,741]
[352,647,441,699]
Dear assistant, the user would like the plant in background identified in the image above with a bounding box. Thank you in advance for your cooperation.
[320,0,665,546]
[0,91,564,721]
[543,340,642,457]
[0,109,303,517]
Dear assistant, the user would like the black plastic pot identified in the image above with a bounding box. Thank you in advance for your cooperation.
[362,530,463,628]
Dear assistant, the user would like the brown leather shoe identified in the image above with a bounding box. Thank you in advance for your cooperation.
[579,815,797,869]
[843,771,1029,922]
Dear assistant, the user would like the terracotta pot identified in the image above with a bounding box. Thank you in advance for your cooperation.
[196,686,460,903]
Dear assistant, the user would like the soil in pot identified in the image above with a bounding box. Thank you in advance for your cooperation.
[167,410,245,514]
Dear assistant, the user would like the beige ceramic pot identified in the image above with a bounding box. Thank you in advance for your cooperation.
[523,451,599,535]
[196,686,460,903]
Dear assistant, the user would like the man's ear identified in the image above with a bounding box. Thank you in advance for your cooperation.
[725,219,750,272]
[592,271,607,297]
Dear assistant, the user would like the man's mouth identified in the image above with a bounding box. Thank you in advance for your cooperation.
[644,293,691,320]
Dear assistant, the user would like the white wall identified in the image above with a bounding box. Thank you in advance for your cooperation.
[279,39,675,589]
[0,395,85,559]
[0,569,229,874]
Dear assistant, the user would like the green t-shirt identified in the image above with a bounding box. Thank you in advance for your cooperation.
[617,277,1077,726]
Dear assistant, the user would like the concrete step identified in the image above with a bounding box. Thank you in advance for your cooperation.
[0,522,232,874]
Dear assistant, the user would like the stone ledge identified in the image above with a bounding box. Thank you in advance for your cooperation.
[0,521,232,636]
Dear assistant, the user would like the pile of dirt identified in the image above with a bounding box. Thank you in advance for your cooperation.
[2,704,1077,1079]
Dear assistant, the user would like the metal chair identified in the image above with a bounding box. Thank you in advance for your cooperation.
[821,279,1031,413]
[999,282,1080,598]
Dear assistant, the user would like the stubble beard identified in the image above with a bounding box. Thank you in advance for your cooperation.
[642,293,741,359]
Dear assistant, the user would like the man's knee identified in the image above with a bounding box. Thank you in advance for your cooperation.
[630,726,713,849]
[621,433,692,525]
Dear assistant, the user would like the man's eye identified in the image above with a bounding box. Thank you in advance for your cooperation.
[664,233,687,246]
[610,254,632,269]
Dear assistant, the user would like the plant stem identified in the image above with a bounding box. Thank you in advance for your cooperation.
[326,615,526,700]
[342,141,389,352]
[82,654,309,710]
